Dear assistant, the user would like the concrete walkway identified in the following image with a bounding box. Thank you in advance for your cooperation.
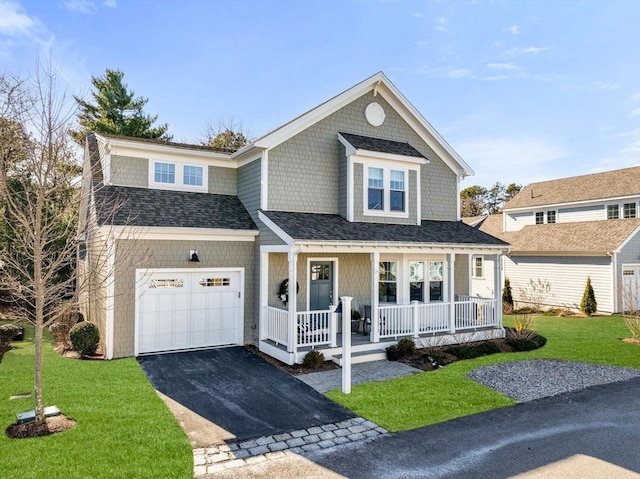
[296,360,422,393]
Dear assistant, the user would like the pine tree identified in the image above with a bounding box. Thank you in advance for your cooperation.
[580,277,597,316]
[502,277,514,313]
[72,69,171,144]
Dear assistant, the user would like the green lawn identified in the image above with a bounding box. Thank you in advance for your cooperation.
[327,315,640,432]
[0,323,192,479]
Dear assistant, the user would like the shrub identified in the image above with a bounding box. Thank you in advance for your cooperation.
[69,321,100,356]
[397,337,415,357]
[0,324,21,348]
[512,306,538,315]
[507,335,547,352]
[507,314,537,340]
[302,350,325,370]
[444,341,500,360]
[624,316,640,339]
[580,277,597,316]
[502,277,514,313]
[518,278,552,312]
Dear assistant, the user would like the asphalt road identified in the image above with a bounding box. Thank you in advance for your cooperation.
[211,377,640,478]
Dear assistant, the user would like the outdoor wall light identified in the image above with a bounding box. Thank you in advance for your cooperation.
[189,250,199,262]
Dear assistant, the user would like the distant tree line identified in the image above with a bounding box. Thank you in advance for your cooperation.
[460,182,522,217]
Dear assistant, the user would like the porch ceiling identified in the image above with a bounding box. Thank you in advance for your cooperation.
[260,211,509,252]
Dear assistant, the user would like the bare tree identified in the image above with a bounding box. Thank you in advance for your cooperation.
[202,117,250,151]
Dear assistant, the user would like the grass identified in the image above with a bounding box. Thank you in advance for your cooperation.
[327,315,640,432]
[0,322,192,479]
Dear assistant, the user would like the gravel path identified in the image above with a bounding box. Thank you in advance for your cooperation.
[467,359,640,402]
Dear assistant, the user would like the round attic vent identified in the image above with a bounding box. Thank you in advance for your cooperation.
[365,102,385,126]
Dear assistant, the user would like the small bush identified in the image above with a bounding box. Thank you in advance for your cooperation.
[0,324,20,348]
[397,337,415,357]
[444,342,500,360]
[507,335,547,351]
[502,277,514,313]
[48,307,82,348]
[69,321,100,356]
[512,306,538,315]
[302,350,325,370]
[580,277,597,316]
[624,316,640,339]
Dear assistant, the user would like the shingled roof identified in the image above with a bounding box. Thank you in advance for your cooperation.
[503,166,640,210]
[261,211,508,247]
[94,185,257,230]
[339,132,426,158]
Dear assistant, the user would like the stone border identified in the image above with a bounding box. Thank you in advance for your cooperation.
[193,417,387,476]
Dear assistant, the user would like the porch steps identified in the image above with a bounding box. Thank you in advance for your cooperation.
[331,349,387,366]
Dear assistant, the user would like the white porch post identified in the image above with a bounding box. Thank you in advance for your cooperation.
[259,251,269,341]
[448,253,456,334]
[412,300,419,338]
[468,254,473,296]
[341,296,353,394]
[370,252,380,343]
[330,304,338,347]
[494,253,503,327]
[287,249,298,354]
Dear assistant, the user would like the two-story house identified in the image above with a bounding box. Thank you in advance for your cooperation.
[467,166,640,314]
[78,72,509,363]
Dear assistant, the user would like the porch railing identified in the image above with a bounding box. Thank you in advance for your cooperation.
[455,298,498,330]
[264,306,288,346]
[297,310,333,348]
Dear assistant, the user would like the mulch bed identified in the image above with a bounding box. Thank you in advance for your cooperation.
[244,344,340,375]
[6,415,76,439]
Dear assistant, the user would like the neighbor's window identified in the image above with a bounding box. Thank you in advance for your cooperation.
[535,212,544,224]
[390,170,405,212]
[607,205,620,220]
[429,261,443,302]
[547,211,556,224]
[183,165,203,186]
[378,261,397,303]
[623,202,637,219]
[154,162,175,184]
[409,261,424,302]
[473,257,483,278]
[368,167,384,210]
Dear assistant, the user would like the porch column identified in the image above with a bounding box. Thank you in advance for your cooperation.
[370,251,380,343]
[287,249,298,353]
[468,254,473,296]
[448,253,456,334]
[494,253,503,327]
[259,251,269,341]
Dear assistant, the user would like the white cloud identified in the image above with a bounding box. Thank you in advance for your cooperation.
[435,17,447,32]
[0,1,34,36]
[594,81,619,90]
[487,62,518,70]
[522,46,547,54]
[63,0,96,13]
[503,25,519,34]
[412,12,422,18]
[449,68,473,78]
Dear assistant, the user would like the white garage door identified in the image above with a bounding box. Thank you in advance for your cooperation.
[136,269,243,355]
[622,265,640,313]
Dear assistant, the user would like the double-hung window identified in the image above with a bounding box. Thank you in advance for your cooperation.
[183,165,203,186]
[473,257,483,278]
[547,211,556,223]
[366,167,407,215]
[623,202,637,219]
[151,160,207,191]
[535,212,544,224]
[409,261,424,302]
[154,162,175,184]
[378,261,397,303]
[429,261,443,302]
[607,205,619,220]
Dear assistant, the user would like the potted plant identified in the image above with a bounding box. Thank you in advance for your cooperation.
[351,310,362,334]
[386,343,402,361]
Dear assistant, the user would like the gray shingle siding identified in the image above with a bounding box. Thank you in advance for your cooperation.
[237,159,261,221]
[110,155,148,188]
[267,91,458,220]
[208,166,237,195]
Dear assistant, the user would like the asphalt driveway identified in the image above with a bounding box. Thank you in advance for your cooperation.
[137,347,354,442]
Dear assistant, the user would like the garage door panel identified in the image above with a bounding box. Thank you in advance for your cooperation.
[137,269,243,354]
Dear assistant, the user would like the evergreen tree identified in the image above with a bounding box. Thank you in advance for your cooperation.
[72,69,171,144]
[502,277,514,313]
[580,277,597,316]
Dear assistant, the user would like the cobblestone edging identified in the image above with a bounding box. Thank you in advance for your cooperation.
[193,417,388,476]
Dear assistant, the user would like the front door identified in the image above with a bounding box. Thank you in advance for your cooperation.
[310,261,333,311]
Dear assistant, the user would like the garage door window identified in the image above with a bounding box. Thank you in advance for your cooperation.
[199,278,231,287]
[149,279,184,288]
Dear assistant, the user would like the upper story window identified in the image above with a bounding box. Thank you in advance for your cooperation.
[366,167,407,215]
[473,257,483,278]
[154,162,175,184]
[535,212,544,224]
[607,205,620,220]
[623,202,637,219]
[547,210,556,224]
[150,160,207,191]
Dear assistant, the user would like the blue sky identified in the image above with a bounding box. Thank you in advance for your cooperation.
[1,0,639,188]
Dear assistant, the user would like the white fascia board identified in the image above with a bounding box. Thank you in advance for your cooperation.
[258,211,295,245]
[295,240,508,254]
[233,147,264,167]
[614,224,640,254]
[261,150,268,210]
[503,194,640,213]
[508,250,609,257]
[99,225,258,241]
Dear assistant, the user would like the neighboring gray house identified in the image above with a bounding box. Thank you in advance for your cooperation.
[467,167,640,314]
[78,72,509,363]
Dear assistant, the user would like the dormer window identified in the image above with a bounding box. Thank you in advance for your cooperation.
[366,166,407,215]
[183,165,203,187]
[390,170,405,212]
[367,167,384,210]
[150,160,207,191]
[154,162,175,184]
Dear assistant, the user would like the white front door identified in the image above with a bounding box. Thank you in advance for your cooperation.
[622,265,640,313]
[136,269,243,355]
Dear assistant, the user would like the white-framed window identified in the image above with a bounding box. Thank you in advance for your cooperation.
[150,160,208,191]
[607,204,620,220]
[535,212,544,224]
[473,257,483,278]
[428,261,443,302]
[378,261,397,303]
[366,166,408,216]
[547,210,556,223]
[409,261,424,302]
[623,202,637,219]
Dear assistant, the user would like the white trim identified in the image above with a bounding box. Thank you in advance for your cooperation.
[346,156,354,222]
[503,194,640,214]
[472,255,484,278]
[105,236,116,360]
[416,169,422,225]
[259,251,269,340]
[99,225,258,241]
[456,173,461,222]
[362,164,411,219]
[261,150,269,210]
[258,211,295,245]
[234,149,263,167]
[261,244,291,253]
[306,257,339,311]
